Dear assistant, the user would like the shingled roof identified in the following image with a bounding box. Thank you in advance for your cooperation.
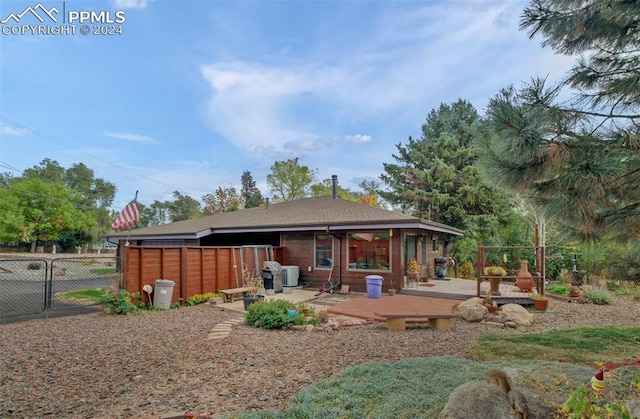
[106,196,464,241]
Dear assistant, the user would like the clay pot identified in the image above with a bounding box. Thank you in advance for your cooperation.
[488,277,502,296]
[533,299,548,311]
[516,260,533,292]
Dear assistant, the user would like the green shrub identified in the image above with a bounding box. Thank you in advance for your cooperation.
[607,281,628,295]
[458,261,475,279]
[586,289,613,305]
[560,386,630,418]
[245,299,303,329]
[185,292,220,306]
[546,284,569,296]
[100,287,138,314]
[484,266,506,276]
[27,262,42,270]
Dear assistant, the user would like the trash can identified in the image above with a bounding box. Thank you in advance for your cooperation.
[153,279,175,309]
[435,257,447,279]
[365,275,383,299]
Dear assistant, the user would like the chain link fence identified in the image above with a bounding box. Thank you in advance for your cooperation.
[0,256,120,322]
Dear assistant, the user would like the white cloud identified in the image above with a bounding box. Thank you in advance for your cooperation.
[1,126,30,136]
[341,134,372,144]
[111,0,147,10]
[198,0,574,176]
[103,132,153,143]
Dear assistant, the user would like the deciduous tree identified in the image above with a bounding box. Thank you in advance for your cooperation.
[0,177,96,252]
[202,186,241,215]
[266,158,317,202]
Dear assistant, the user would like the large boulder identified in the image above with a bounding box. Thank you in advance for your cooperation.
[453,297,488,322]
[438,381,512,418]
[501,303,535,327]
[439,379,557,419]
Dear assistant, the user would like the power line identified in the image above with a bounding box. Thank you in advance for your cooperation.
[0,115,186,196]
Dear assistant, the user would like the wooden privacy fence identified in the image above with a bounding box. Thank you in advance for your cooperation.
[122,246,285,304]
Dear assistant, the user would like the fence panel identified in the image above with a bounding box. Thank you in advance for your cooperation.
[0,259,48,318]
[49,257,120,311]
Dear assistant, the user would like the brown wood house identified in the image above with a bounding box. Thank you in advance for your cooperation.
[106,193,463,298]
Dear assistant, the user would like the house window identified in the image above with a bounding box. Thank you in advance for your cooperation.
[347,232,390,271]
[315,234,333,269]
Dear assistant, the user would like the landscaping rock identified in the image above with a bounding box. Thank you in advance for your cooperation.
[453,297,488,322]
[438,380,513,418]
[439,380,557,419]
[501,303,535,327]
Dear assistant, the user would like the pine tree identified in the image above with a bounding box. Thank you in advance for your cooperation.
[481,0,640,240]
[240,170,263,208]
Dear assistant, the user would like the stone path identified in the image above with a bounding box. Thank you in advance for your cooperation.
[206,317,244,340]
[205,314,369,340]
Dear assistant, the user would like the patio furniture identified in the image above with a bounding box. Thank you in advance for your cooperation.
[374,311,457,331]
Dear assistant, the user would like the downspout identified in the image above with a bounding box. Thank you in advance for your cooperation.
[326,226,342,289]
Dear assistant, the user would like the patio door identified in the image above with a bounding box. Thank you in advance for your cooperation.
[405,234,417,270]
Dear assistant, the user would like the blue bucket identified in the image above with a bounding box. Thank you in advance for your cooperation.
[365,275,383,299]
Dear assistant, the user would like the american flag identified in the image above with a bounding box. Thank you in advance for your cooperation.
[111,199,141,232]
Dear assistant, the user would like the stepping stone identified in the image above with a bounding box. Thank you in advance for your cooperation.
[206,334,228,340]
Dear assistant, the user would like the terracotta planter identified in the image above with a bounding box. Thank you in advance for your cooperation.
[516,260,533,292]
[533,299,548,311]
[488,277,502,296]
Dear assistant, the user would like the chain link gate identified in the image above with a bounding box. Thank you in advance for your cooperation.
[0,256,120,322]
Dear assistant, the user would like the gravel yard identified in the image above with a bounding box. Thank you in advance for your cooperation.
[0,295,638,418]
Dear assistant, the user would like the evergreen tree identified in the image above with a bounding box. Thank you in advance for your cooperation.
[380,100,512,234]
[481,0,640,240]
[240,170,263,208]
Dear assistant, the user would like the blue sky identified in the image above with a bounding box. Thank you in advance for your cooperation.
[0,0,573,211]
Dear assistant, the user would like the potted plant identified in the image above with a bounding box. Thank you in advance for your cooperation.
[531,294,549,311]
[297,302,311,316]
[484,266,507,296]
[406,258,421,280]
[242,265,265,310]
[387,277,397,296]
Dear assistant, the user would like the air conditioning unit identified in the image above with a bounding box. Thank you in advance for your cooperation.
[281,265,299,287]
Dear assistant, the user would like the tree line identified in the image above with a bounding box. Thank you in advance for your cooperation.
[1,0,638,284]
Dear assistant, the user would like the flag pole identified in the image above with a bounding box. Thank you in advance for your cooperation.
[124,190,139,246]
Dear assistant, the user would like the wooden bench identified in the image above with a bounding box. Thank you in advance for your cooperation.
[220,287,249,303]
[374,312,457,331]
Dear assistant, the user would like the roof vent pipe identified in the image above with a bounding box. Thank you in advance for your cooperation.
[265,197,269,209]
[331,174,338,199]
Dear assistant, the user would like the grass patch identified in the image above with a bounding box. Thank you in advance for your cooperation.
[471,326,640,366]
[89,267,117,275]
[225,356,639,418]
[54,288,105,304]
